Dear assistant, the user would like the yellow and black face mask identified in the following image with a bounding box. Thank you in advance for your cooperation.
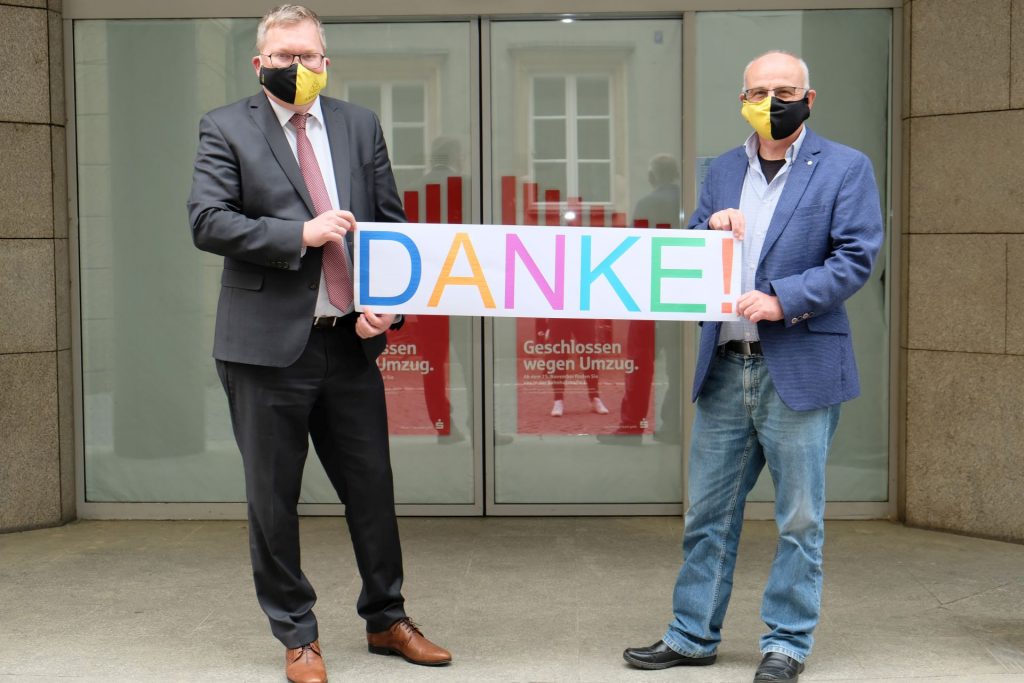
[741,96,810,141]
[259,63,327,106]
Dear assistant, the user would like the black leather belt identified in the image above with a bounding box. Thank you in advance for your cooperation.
[313,316,340,328]
[723,340,763,355]
[312,312,357,328]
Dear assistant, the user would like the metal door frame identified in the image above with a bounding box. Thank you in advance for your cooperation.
[65,0,901,520]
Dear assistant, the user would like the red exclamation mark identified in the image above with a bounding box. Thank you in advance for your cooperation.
[721,238,734,314]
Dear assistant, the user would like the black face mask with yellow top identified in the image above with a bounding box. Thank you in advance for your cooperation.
[741,95,810,141]
[259,62,327,106]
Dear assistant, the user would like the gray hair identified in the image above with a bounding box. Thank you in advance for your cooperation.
[742,50,810,90]
[256,5,327,53]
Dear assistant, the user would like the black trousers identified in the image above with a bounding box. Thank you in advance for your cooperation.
[216,319,406,647]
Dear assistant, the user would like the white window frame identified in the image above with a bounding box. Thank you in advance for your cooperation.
[343,80,429,180]
[529,74,614,206]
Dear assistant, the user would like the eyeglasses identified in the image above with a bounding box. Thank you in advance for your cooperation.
[741,86,807,103]
[262,52,326,69]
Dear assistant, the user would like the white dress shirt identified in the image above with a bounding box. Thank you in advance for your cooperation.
[267,96,353,317]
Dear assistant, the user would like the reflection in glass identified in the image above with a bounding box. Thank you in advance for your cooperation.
[533,162,567,198]
[346,84,381,113]
[576,76,610,116]
[577,119,610,159]
[392,84,425,122]
[327,22,476,505]
[533,119,567,159]
[578,161,611,204]
[392,127,426,167]
[77,19,258,502]
[533,77,566,116]
[491,19,684,505]
[76,19,476,506]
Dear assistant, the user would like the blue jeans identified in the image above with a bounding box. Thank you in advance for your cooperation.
[663,349,840,663]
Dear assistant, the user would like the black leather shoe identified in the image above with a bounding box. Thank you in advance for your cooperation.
[622,640,716,670]
[754,652,805,682]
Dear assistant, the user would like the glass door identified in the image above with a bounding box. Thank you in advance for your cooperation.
[75,19,481,513]
[323,21,480,511]
[487,18,687,512]
[694,10,892,508]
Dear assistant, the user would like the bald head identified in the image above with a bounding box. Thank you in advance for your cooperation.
[742,51,810,91]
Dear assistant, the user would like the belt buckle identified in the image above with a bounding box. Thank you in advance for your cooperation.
[313,316,338,328]
[738,341,753,355]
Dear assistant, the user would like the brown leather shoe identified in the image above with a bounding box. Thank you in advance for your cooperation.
[367,617,452,666]
[285,640,327,683]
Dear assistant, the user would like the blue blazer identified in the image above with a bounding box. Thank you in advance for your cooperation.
[690,127,884,411]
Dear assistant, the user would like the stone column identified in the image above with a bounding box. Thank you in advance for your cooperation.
[0,0,74,532]
[902,0,1024,542]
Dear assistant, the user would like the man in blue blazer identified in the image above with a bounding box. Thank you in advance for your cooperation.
[624,51,883,683]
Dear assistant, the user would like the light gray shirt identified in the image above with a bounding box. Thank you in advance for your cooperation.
[719,127,806,343]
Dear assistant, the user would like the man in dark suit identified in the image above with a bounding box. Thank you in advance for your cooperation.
[187,6,450,682]
[623,51,883,682]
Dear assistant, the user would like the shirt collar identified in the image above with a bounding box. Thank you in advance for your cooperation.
[744,126,807,165]
[266,94,325,130]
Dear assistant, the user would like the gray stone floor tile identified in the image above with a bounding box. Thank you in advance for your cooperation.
[2,519,1024,681]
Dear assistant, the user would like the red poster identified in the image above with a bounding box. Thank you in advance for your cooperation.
[385,169,466,436]
[498,175,661,436]
[516,318,656,435]
[379,315,451,436]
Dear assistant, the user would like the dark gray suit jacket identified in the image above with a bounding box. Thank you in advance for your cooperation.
[188,93,406,367]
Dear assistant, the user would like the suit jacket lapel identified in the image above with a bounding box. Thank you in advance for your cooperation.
[757,128,822,269]
[322,98,352,213]
[249,94,316,217]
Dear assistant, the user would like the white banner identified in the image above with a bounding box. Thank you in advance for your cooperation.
[354,222,742,321]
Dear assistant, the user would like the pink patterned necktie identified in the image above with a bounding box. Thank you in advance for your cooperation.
[290,112,353,311]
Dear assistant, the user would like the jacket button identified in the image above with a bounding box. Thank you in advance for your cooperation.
[791,318,799,324]
[309,282,318,290]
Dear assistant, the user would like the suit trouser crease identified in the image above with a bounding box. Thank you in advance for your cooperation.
[662,350,839,662]
[217,324,406,648]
